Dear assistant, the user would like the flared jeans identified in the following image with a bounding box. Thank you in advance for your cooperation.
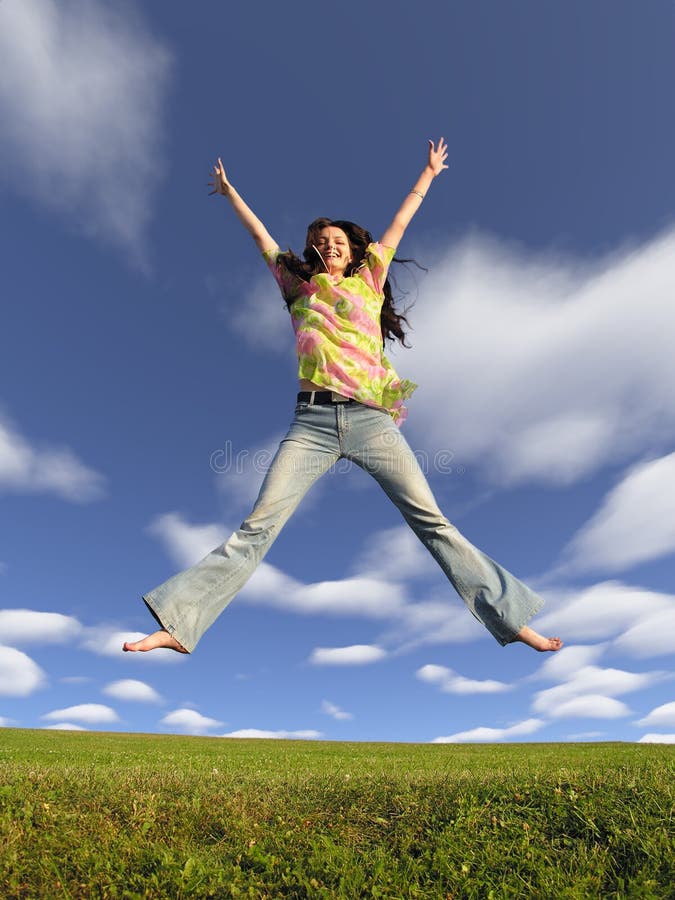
[142,398,544,652]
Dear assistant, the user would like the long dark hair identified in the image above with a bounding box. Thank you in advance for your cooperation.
[278,218,417,347]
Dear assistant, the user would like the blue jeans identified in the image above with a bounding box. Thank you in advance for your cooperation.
[142,399,544,652]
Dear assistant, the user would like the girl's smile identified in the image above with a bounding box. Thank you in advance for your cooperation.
[315,226,352,276]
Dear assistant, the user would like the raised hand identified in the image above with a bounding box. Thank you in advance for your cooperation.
[208,157,232,196]
[427,137,449,176]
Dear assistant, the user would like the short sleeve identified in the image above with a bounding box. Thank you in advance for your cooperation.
[357,242,396,295]
[262,248,305,302]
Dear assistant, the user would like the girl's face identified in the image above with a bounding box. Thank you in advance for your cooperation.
[315,226,352,277]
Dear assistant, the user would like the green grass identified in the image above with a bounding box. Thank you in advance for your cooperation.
[0,730,673,898]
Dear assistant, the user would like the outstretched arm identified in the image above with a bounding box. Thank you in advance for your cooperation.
[380,138,448,249]
[208,158,279,254]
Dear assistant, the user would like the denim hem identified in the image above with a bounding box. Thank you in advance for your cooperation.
[142,594,193,654]
[494,600,546,647]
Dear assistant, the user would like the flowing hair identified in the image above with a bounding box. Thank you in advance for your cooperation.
[277,218,419,347]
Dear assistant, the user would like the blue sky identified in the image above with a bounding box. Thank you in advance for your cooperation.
[1,0,674,743]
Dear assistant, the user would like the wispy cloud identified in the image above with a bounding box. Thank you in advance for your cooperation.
[146,513,228,568]
[211,430,288,511]
[143,516,675,668]
[533,644,607,681]
[533,581,675,652]
[416,663,511,694]
[0,645,46,696]
[308,645,387,666]
[0,415,105,501]
[145,518,485,651]
[147,515,409,619]
[613,609,675,659]
[0,0,172,266]
[224,274,294,353]
[433,718,545,743]
[0,609,82,645]
[159,708,223,735]
[321,700,353,721]
[42,703,119,724]
[531,654,663,720]
[533,665,659,707]
[350,526,436,581]
[557,453,675,575]
[404,229,675,487]
[636,702,675,729]
[103,679,163,704]
[544,695,631,720]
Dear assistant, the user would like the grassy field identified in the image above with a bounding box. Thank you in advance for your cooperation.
[0,730,672,898]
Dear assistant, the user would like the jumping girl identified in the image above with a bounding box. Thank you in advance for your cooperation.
[124,138,562,656]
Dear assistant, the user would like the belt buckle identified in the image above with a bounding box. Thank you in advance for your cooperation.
[330,391,349,403]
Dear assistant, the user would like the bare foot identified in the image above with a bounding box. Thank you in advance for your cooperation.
[513,626,563,652]
[123,629,188,654]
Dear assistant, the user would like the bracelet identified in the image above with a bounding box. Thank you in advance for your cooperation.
[410,190,425,200]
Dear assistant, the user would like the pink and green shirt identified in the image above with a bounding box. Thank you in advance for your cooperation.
[263,242,417,425]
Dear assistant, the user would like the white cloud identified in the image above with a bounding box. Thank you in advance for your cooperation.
[308,645,387,666]
[159,708,223,735]
[636,702,675,728]
[211,430,289,511]
[102,679,162,703]
[141,514,675,667]
[533,581,673,645]
[0,416,105,501]
[532,665,661,715]
[546,695,631,719]
[638,733,675,744]
[43,703,119,724]
[227,273,294,352]
[560,453,675,575]
[534,644,607,681]
[44,722,88,731]
[565,731,606,740]
[416,664,511,694]
[146,513,228,568]
[142,516,485,652]
[242,565,407,619]
[402,229,675,487]
[352,526,435,581]
[0,0,172,265]
[433,718,545,743]
[614,608,675,658]
[539,665,657,703]
[0,609,82,645]
[0,645,46,696]
[531,645,666,723]
[321,700,353,721]
[220,729,322,740]
[146,514,409,621]
[380,598,487,651]
[0,716,13,727]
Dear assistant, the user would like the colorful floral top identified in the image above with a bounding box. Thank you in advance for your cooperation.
[263,242,417,425]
